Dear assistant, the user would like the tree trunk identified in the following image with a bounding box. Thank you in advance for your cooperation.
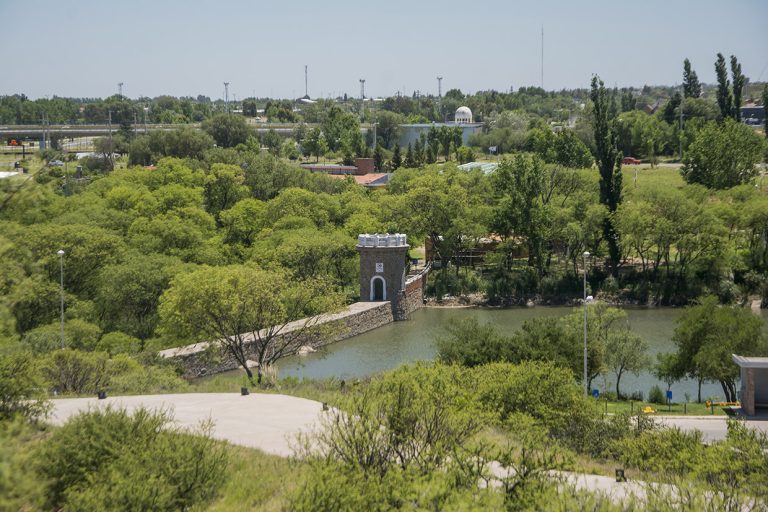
[697,377,702,403]
[243,365,256,385]
[615,371,623,400]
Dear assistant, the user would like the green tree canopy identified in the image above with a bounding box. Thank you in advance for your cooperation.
[681,119,765,189]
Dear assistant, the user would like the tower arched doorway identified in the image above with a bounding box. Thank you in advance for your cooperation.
[370,276,386,301]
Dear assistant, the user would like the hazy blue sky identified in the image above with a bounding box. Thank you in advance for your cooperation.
[1,0,766,100]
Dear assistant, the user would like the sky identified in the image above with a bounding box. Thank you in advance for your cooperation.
[1,0,766,100]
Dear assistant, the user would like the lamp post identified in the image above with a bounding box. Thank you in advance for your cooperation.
[57,249,65,349]
[583,251,590,395]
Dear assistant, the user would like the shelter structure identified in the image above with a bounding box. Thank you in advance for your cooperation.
[732,354,768,416]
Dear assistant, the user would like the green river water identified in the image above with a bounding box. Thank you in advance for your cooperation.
[254,306,766,402]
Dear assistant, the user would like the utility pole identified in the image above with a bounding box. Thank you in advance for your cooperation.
[224,82,230,113]
[107,110,114,170]
[540,26,544,90]
[118,82,124,97]
[57,249,65,349]
[437,76,443,121]
[304,65,308,97]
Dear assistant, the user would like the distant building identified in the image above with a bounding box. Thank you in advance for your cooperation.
[398,106,483,148]
[300,157,389,188]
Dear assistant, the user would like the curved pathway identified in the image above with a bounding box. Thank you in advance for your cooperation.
[49,393,327,457]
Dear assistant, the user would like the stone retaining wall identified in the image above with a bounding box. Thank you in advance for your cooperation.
[161,301,394,378]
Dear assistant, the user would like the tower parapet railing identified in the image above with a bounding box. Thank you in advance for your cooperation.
[356,233,408,248]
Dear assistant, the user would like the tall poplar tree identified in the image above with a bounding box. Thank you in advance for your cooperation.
[590,76,623,274]
[715,53,733,121]
[682,58,702,98]
[391,143,402,170]
[730,55,745,121]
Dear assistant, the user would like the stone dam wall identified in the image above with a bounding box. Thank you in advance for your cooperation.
[394,266,429,320]
[160,301,394,378]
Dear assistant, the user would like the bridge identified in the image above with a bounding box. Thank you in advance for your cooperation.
[0,122,371,142]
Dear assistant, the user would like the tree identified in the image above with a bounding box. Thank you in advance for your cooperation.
[302,127,328,162]
[202,113,252,148]
[672,296,766,402]
[590,76,623,273]
[552,130,593,168]
[681,119,765,189]
[95,254,187,341]
[391,143,402,170]
[261,128,282,155]
[682,58,702,98]
[653,352,682,395]
[159,265,341,384]
[730,55,745,121]
[404,143,415,168]
[373,144,384,171]
[563,302,627,392]
[128,128,213,166]
[604,329,649,399]
[203,163,249,219]
[715,53,733,121]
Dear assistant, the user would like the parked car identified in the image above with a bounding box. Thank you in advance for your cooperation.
[622,156,641,165]
[49,159,65,167]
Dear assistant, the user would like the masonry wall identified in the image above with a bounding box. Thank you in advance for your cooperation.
[161,301,394,378]
[394,270,429,320]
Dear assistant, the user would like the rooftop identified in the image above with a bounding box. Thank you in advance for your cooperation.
[732,354,768,368]
[457,161,499,174]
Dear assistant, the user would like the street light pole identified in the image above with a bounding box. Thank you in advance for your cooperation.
[57,249,65,349]
[583,251,590,395]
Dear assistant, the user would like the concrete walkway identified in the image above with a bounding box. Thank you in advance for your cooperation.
[49,393,327,457]
[659,414,768,442]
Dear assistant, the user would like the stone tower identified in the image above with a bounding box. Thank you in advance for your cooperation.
[357,233,409,316]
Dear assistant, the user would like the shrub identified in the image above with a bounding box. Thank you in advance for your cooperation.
[472,361,595,437]
[0,418,47,510]
[435,317,514,367]
[0,351,49,421]
[40,349,110,394]
[35,407,228,511]
[648,384,666,404]
[96,332,142,356]
[614,427,704,474]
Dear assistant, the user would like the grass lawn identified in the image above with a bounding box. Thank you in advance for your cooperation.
[203,444,303,511]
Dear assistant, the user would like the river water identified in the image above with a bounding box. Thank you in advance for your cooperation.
[241,306,767,402]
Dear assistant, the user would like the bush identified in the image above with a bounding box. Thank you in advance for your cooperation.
[648,384,666,404]
[0,351,49,421]
[472,361,595,437]
[40,349,110,394]
[35,407,229,511]
[614,427,704,474]
[96,331,142,356]
[0,418,47,510]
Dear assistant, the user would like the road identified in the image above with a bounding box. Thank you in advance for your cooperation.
[659,414,768,442]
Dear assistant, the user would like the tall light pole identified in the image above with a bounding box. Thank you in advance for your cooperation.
[583,251,590,395]
[57,249,65,349]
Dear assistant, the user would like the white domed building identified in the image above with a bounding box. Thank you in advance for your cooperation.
[454,106,473,124]
[397,105,482,153]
